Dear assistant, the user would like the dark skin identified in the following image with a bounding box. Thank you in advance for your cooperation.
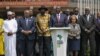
[56,8,61,14]
[39,9,48,33]
[84,8,91,33]
[40,9,45,16]
[64,10,70,16]
[74,8,79,15]
[0,31,3,35]
[21,10,32,36]
[30,10,33,16]
[85,8,90,15]
[12,12,15,18]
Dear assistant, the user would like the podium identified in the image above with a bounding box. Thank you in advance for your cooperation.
[50,27,70,56]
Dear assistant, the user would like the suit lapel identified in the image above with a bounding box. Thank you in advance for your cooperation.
[89,15,91,22]
[60,14,62,22]
[84,15,87,22]
[23,18,26,25]
[55,14,58,22]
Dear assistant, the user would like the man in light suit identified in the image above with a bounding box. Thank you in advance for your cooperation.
[80,7,96,56]
[17,10,36,56]
[50,6,68,27]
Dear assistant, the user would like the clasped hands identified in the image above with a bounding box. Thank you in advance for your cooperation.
[39,29,48,34]
[7,32,13,36]
[21,30,32,35]
[85,29,91,33]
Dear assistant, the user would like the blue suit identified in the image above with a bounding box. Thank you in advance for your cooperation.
[50,13,68,27]
[17,17,36,56]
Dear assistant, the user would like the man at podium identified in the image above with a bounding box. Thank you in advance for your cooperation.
[50,6,68,27]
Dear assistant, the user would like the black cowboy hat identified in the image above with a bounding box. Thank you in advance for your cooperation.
[38,6,48,11]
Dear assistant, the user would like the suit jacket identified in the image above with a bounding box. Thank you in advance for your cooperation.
[76,15,82,24]
[80,14,95,33]
[68,24,81,39]
[68,15,82,24]
[50,13,68,27]
[95,18,100,34]
[17,17,35,40]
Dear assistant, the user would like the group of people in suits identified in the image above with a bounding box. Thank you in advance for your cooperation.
[0,5,100,56]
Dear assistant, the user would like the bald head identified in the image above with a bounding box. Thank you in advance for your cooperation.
[24,10,30,18]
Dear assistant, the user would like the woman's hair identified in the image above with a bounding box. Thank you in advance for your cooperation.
[69,15,78,23]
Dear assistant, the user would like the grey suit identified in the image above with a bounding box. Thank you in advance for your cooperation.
[17,17,36,56]
[68,24,81,39]
[68,24,81,51]
[50,13,68,27]
[80,14,96,56]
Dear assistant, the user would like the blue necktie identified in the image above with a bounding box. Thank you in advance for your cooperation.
[26,19,28,27]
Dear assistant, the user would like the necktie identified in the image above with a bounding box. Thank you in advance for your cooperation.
[87,15,89,21]
[57,14,60,23]
[26,19,28,27]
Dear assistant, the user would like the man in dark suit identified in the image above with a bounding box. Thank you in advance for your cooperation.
[17,10,36,56]
[50,6,68,27]
[80,7,96,56]
[95,12,100,56]
[63,9,70,20]
[73,7,82,24]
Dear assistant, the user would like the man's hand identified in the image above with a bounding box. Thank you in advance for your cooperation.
[87,30,91,33]
[43,29,48,33]
[7,32,13,36]
[39,30,43,34]
[0,32,2,35]
[21,30,29,35]
[27,30,32,34]
[85,29,91,33]
[71,34,77,37]
[0,31,3,35]
[85,29,88,32]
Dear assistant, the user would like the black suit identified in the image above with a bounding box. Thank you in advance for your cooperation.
[95,18,100,56]
[80,14,96,56]
[17,17,36,56]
